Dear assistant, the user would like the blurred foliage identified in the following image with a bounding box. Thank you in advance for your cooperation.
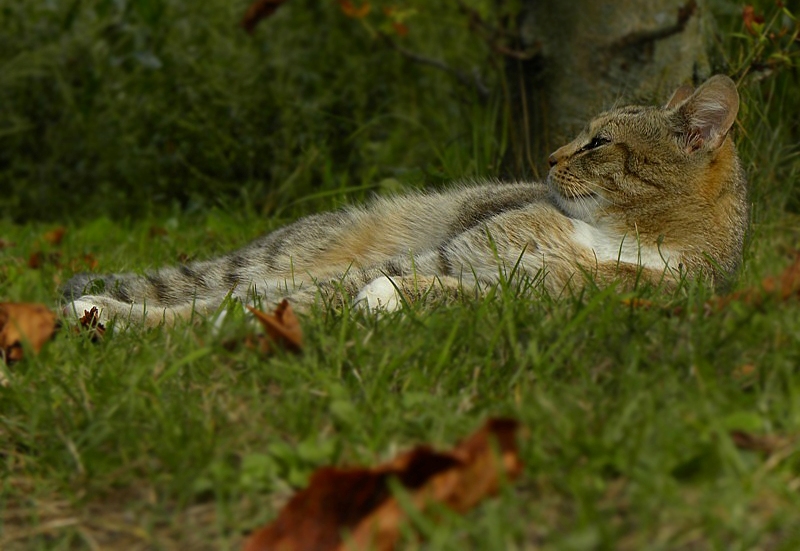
[0,0,503,221]
[715,0,800,217]
[0,0,798,223]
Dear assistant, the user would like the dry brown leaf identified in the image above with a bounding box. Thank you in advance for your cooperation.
[730,430,792,455]
[27,251,43,269]
[742,5,765,36]
[241,0,290,33]
[0,303,58,362]
[247,300,303,353]
[27,251,62,269]
[148,225,169,238]
[754,250,800,301]
[621,298,656,309]
[713,251,800,312]
[731,363,757,386]
[243,418,523,551]
[42,226,67,246]
[627,252,800,318]
[68,253,99,272]
[76,307,106,342]
[391,21,409,37]
[339,0,371,19]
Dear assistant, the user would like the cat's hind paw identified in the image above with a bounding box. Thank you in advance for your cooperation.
[62,298,111,326]
[354,276,402,312]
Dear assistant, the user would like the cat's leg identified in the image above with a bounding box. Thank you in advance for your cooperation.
[594,261,680,292]
[275,270,477,314]
[352,274,479,312]
[261,206,548,313]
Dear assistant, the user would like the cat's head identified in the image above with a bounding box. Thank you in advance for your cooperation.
[546,75,745,246]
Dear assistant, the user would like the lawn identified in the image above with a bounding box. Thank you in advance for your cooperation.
[2,1,800,550]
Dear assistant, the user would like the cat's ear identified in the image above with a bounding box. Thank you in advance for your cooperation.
[664,83,694,109]
[677,75,739,152]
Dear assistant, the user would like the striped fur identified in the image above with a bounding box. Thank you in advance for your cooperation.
[62,75,748,327]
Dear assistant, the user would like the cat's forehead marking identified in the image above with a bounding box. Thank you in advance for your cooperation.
[616,106,648,115]
[588,114,614,133]
[589,105,662,134]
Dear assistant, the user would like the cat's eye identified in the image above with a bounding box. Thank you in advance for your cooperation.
[582,136,610,151]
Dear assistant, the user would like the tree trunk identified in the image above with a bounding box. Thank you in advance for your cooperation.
[506,0,710,176]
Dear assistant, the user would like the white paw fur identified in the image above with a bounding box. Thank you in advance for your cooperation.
[62,298,118,330]
[63,299,106,321]
[354,276,402,312]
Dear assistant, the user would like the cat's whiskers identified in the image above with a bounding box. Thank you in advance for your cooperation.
[569,180,606,209]
[576,178,613,196]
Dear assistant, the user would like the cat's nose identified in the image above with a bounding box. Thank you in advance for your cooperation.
[548,144,571,167]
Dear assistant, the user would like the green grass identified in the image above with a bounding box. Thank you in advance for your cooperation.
[2,208,800,549]
[2,0,800,549]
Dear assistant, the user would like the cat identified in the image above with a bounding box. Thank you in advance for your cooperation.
[62,75,748,327]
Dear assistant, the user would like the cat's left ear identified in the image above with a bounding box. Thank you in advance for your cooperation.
[676,75,739,152]
[664,83,694,108]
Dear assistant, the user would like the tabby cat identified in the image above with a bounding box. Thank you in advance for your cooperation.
[63,75,747,327]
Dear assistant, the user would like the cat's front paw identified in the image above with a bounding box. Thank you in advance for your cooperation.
[354,276,402,312]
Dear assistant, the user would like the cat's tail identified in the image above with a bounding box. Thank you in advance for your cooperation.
[60,257,236,308]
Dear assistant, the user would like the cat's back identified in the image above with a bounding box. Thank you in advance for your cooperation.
[359,180,550,238]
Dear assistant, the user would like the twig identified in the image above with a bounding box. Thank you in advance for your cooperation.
[609,0,697,51]
[490,42,541,61]
[455,0,541,61]
[380,34,490,100]
[240,0,289,34]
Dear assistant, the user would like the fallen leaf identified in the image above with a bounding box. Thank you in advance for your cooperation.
[241,0,290,33]
[247,300,303,353]
[148,226,169,238]
[732,363,757,380]
[27,251,42,269]
[0,239,16,250]
[730,430,792,455]
[621,298,656,309]
[339,0,371,19]
[243,418,523,551]
[69,253,98,272]
[76,307,106,342]
[0,303,58,362]
[28,251,62,269]
[391,21,408,37]
[714,251,800,311]
[43,226,67,246]
[240,333,271,354]
[634,252,800,318]
[755,251,800,301]
[742,5,765,36]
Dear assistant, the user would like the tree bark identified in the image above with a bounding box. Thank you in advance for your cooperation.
[506,0,710,176]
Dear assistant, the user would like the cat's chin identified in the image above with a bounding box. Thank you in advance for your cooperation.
[550,190,603,222]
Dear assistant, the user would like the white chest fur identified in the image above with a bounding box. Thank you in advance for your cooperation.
[570,219,674,271]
